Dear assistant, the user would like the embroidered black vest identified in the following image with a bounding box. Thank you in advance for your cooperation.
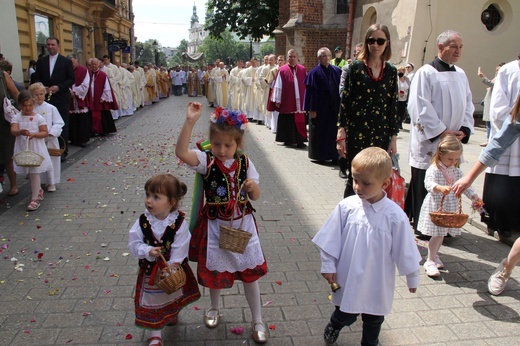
[201,151,254,220]
[138,211,185,275]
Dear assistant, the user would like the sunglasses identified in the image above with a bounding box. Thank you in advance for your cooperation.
[366,38,387,46]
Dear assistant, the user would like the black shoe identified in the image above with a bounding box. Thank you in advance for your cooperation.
[296,143,307,149]
[498,228,512,237]
[60,154,68,163]
[339,170,348,179]
[324,323,340,345]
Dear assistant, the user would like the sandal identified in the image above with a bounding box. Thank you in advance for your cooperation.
[148,336,162,346]
[38,188,44,201]
[8,187,18,196]
[27,200,40,211]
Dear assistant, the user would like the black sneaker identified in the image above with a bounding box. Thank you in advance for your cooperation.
[324,323,340,344]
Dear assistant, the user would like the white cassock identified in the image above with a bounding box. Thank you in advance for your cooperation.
[103,63,123,119]
[487,59,520,176]
[135,66,146,107]
[407,64,474,170]
[119,67,135,116]
[242,66,258,118]
[312,195,421,316]
[131,71,141,111]
[214,68,229,108]
[266,66,280,133]
[253,65,267,122]
[35,102,64,185]
[237,68,248,113]
[209,68,219,106]
[228,66,242,111]
[258,64,275,126]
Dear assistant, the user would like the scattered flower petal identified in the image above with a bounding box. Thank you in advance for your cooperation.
[125,334,133,340]
[269,324,276,330]
[230,326,244,335]
[275,280,282,286]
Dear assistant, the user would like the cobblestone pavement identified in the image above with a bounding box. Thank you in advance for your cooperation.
[1,95,519,345]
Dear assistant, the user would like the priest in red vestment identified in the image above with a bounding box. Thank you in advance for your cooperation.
[272,49,307,148]
[68,54,91,146]
[86,58,117,136]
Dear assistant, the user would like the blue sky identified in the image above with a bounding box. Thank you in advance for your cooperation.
[133,0,207,48]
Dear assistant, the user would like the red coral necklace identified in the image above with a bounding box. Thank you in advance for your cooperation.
[366,61,385,82]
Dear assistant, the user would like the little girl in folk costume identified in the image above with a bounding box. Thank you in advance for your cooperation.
[176,103,269,344]
[128,174,200,346]
[417,135,481,278]
[29,83,64,192]
[10,90,53,211]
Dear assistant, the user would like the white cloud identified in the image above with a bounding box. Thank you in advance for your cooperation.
[133,0,207,48]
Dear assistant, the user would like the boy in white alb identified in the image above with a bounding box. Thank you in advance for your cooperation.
[313,147,421,345]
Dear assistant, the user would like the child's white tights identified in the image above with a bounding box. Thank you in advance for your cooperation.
[208,281,264,331]
[427,236,444,261]
[29,173,41,201]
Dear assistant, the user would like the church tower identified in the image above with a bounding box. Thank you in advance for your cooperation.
[188,2,208,54]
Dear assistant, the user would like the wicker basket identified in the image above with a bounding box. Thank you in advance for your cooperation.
[47,136,66,157]
[219,183,252,254]
[430,195,468,228]
[154,253,186,295]
[13,137,44,167]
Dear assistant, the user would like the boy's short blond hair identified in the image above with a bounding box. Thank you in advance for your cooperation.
[28,82,46,93]
[351,147,392,181]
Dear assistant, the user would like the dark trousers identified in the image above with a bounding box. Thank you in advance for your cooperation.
[404,167,427,232]
[330,306,384,346]
[173,85,183,96]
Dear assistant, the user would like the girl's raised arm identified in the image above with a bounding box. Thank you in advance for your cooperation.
[175,102,203,166]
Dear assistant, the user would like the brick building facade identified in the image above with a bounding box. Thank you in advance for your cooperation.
[275,0,349,69]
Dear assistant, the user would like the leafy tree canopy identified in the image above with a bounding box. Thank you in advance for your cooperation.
[199,29,250,66]
[259,43,275,57]
[205,0,279,41]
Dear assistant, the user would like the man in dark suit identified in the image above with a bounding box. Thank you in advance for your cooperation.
[31,36,75,161]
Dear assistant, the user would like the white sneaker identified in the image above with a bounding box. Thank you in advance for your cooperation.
[488,259,511,296]
[47,184,56,192]
[424,260,440,277]
[434,256,444,269]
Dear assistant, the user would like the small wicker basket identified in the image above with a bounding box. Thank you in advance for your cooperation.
[154,253,186,295]
[219,183,252,254]
[430,195,468,228]
[47,136,66,157]
[13,137,44,167]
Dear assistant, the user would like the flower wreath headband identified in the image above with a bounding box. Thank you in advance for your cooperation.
[210,107,248,130]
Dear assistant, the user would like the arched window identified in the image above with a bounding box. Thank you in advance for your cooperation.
[481,4,502,31]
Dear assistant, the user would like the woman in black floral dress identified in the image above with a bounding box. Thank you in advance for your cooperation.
[337,23,399,197]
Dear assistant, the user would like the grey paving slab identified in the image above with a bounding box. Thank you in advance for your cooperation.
[1,94,519,345]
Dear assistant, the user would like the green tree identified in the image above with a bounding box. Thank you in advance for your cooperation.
[259,43,275,57]
[199,30,250,65]
[205,0,278,41]
[135,39,167,66]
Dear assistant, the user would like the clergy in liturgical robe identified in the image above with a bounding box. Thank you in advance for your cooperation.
[203,64,215,106]
[87,59,117,136]
[304,48,341,162]
[187,68,201,97]
[69,54,91,147]
[272,49,307,147]
[143,66,155,106]
[405,30,474,237]
[228,61,243,111]
[214,62,229,108]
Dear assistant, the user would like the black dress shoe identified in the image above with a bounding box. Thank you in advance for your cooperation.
[498,228,512,237]
[296,143,307,149]
[339,170,348,179]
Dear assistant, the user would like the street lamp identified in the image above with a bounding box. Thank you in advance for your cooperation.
[248,35,253,60]
[152,40,159,66]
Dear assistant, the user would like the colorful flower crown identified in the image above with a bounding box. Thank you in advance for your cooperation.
[210,107,248,130]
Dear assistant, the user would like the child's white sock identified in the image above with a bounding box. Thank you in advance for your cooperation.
[244,281,264,331]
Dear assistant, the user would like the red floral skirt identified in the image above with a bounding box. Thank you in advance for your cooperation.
[189,217,268,289]
[134,260,200,329]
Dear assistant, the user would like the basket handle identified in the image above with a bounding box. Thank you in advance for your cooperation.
[158,252,168,266]
[437,194,463,214]
[228,180,248,230]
